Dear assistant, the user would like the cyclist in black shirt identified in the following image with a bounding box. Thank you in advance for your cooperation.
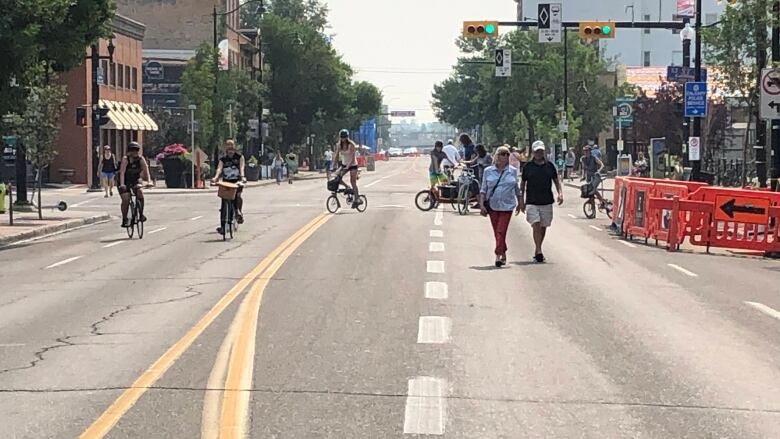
[119,142,150,228]
[212,139,247,230]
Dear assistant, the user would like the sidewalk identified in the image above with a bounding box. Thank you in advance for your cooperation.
[143,170,327,195]
[0,210,110,247]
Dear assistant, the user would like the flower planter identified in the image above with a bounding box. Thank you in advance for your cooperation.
[246,165,260,181]
[161,157,186,188]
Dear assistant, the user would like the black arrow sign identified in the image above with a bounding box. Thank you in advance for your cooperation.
[719,198,767,219]
[770,101,780,112]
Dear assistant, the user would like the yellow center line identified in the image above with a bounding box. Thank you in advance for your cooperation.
[79,213,329,439]
[217,214,331,438]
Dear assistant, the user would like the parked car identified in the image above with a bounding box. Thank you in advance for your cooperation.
[403,147,419,157]
[388,147,404,157]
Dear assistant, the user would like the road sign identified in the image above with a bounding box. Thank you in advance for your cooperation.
[666,66,707,83]
[96,67,105,86]
[390,111,415,117]
[613,97,634,127]
[760,68,780,120]
[684,81,707,117]
[617,139,625,152]
[495,49,511,77]
[538,3,562,43]
[714,195,771,224]
[558,118,568,133]
[688,136,700,161]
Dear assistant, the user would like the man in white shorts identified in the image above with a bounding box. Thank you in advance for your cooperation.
[518,141,564,263]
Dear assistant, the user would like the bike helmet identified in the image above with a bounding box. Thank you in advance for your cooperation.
[128,141,141,151]
[339,129,349,139]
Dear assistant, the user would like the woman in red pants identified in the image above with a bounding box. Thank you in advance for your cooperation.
[479,146,523,267]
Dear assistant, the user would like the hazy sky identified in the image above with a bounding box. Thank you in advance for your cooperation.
[325,0,516,123]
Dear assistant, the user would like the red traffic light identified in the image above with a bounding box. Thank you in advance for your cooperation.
[467,25,476,34]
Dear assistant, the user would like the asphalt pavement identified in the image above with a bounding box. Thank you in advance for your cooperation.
[1,157,779,438]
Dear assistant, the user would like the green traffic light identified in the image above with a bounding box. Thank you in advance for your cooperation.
[485,23,495,34]
[601,25,611,35]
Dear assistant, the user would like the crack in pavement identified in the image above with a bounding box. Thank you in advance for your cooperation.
[0,283,209,376]
[0,385,777,415]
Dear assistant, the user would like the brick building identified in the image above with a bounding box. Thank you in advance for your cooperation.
[53,14,158,185]
[117,0,260,109]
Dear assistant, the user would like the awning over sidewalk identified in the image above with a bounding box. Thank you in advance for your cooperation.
[98,100,158,131]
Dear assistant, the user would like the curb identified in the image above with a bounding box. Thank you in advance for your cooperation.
[143,174,327,195]
[0,213,111,247]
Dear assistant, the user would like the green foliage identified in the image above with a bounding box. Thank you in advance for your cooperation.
[244,0,329,31]
[353,81,383,124]
[0,0,114,115]
[180,43,217,153]
[13,83,68,169]
[432,32,615,148]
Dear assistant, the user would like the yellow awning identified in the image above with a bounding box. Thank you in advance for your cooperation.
[122,103,146,131]
[98,100,128,130]
[116,102,140,130]
[136,104,159,131]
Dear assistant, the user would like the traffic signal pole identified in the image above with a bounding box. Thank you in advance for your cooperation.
[682,21,691,168]
[756,0,769,188]
[563,26,569,154]
[692,0,703,182]
[772,0,780,191]
[89,45,101,191]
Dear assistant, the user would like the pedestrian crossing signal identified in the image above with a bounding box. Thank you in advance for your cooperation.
[579,21,615,39]
[463,21,499,39]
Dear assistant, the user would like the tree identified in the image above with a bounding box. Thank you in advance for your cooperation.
[180,43,217,155]
[432,32,615,150]
[243,0,329,31]
[353,81,383,124]
[633,83,685,155]
[11,82,67,219]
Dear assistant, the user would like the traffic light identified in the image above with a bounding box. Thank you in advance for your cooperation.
[463,21,499,39]
[76,108,87,126]
[578,21,615,39]
[96,107,110,126]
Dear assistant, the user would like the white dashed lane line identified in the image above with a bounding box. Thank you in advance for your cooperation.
[667,263,699,277]
[745,301,780,322]
[434,211,443,226]
[45,256,83,269]
[417,316,452,344]
[429,242,445,252]
[102,241,123,248]
[189,215,204,221]
[425,282,448,300]
[148,227,168,235]
[427,261,445,274]
[618,240,637,248]
[589,225,603,232]
[567,214,577,219]
[429,230,444,238]
[403,377,447,435]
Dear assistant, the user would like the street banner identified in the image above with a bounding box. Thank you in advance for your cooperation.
[677,0,694,18]
[218,40,229,71]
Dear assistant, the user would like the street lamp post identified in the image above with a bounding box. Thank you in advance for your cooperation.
[88,41,115,191]
[692,0,703,181]
[680,21,693,168]
[189,104,197,188]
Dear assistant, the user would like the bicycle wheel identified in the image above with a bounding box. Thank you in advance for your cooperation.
[415,190,436,211]
[356,195,368,212]
[221,200,228,241]
[136,205,144,239]
[602,200,614,219]
[457,184,470,215]
[326,195,340,213]
[126,200,135,238]
[227,203,234,239]
[583,199,596,219]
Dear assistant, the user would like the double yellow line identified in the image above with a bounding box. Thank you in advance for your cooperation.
[80,213,331,439]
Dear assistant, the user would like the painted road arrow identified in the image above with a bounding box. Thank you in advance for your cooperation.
[719,198,767,219]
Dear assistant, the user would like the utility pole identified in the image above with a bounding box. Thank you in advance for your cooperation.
[563,26,569,154]
[756,0,769,188]
[89,44,101,191]
[681,20,692,168]
[692,0,703,181]
[772,0,780,191]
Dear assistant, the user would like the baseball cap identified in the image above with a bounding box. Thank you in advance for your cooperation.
[447,139,453,145]
[532,140,546,152]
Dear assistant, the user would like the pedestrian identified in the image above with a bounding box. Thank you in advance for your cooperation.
[589,141,602,160]
[479,145,522,268]
[98,145,118,197]
[273,151,284,185]
[324,147,334,180]
[518,141,564,263]
[459,133,476,161]
[286,153,298,184]
[564,148,576,181]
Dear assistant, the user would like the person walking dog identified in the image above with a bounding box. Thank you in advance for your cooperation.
[479,146,522,267]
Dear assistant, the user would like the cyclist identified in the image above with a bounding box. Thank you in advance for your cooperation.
[212,139,246,234]
[462,144,493,207]
[333,129,363,208]
[441,139,461,179]
[581,146,607,206]
[118,141,150,228]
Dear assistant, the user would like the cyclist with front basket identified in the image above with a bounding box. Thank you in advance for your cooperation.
[212,139,246,234]
[119,141,150,228]
[580,145,607,205]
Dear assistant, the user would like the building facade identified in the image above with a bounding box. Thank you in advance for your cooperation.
[53,14,158,185]
[521,0,725,67]
[117,0,260,109]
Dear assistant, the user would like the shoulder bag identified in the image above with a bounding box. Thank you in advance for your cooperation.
[484,168,507,212]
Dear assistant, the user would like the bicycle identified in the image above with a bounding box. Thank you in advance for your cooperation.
[124,186,144,239]
[581,175,613,220]
[456,167,481,215]
[217,181,243,240]
[326,176,367,213]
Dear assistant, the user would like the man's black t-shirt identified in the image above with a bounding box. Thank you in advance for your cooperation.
[521,160,558,205]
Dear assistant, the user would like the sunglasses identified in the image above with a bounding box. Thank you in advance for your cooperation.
[497,151,509,156]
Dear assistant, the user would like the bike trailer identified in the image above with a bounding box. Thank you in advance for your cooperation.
[438,184,458,200]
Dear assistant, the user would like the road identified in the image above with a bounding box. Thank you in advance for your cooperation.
[1,157,779,438]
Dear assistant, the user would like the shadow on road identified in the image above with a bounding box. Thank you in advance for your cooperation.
[469,265,502,271]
